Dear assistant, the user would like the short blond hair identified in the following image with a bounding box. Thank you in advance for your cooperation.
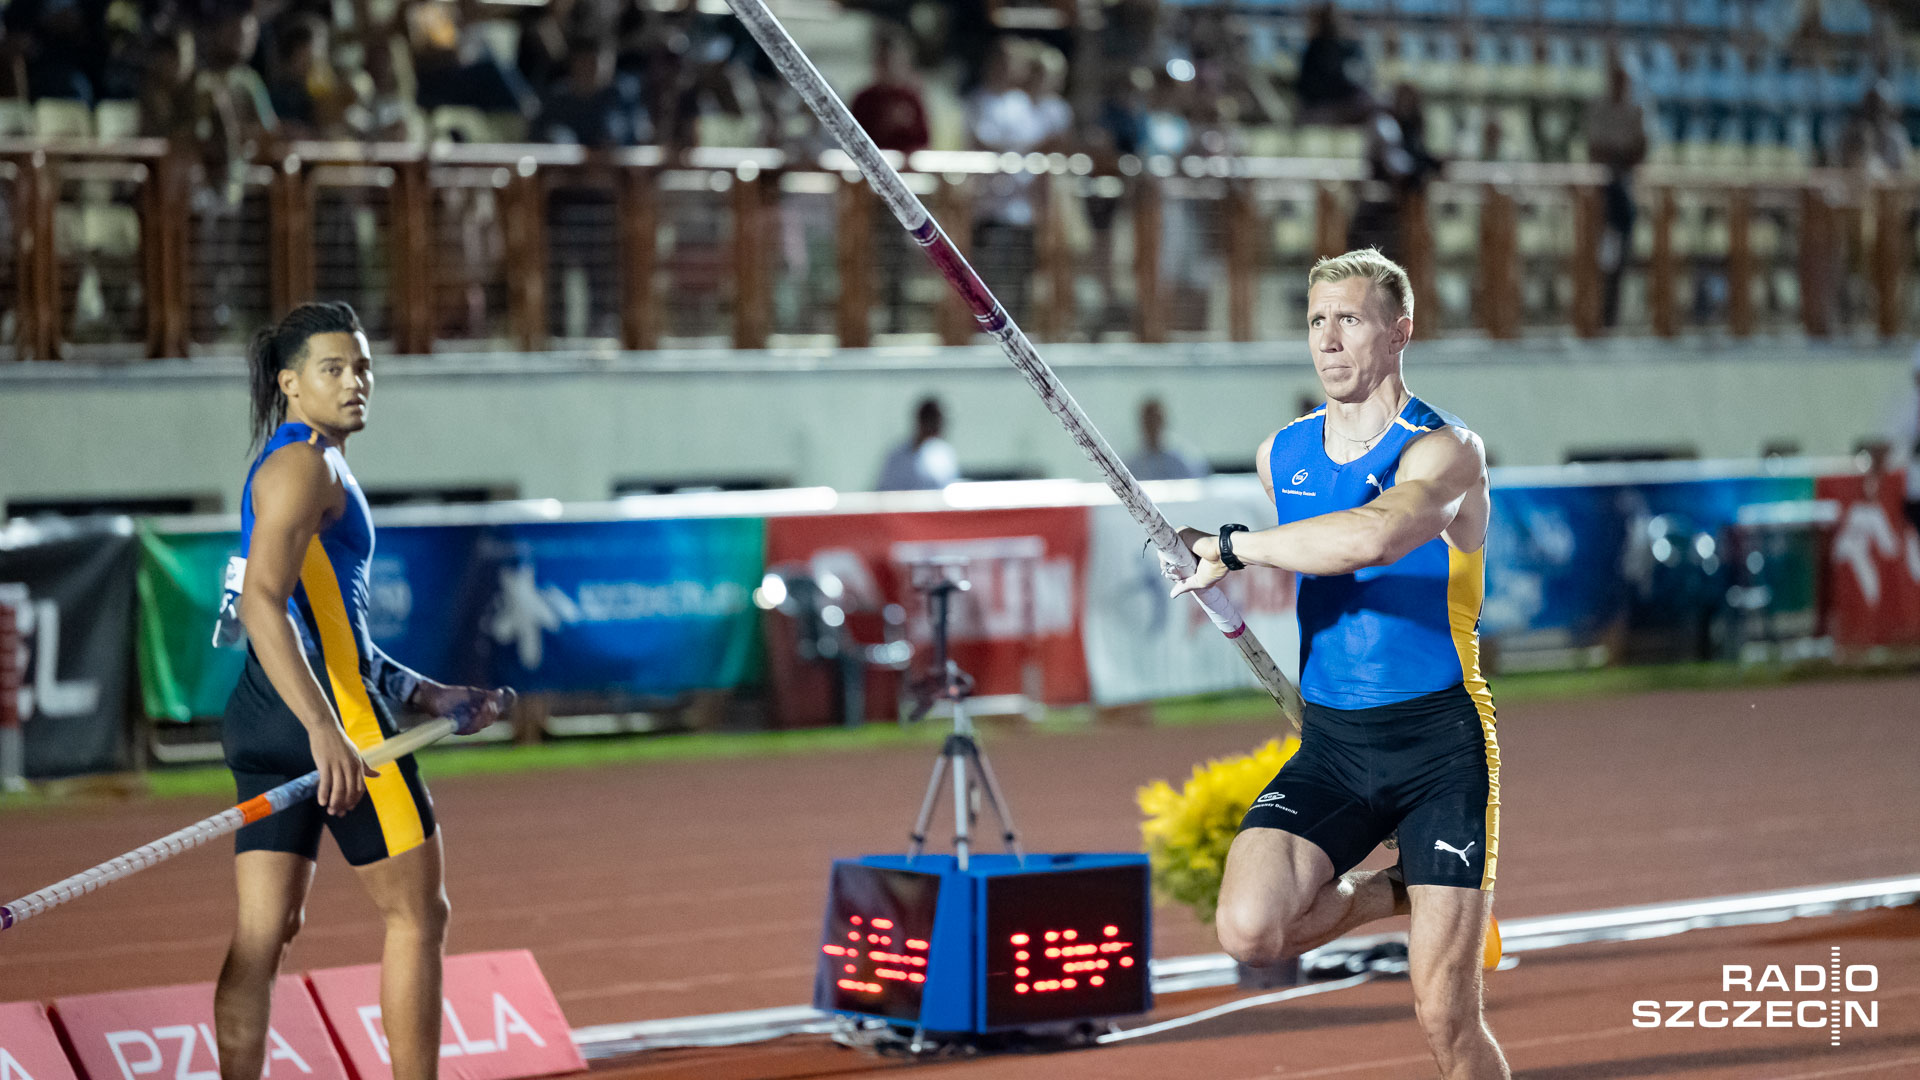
[1307,248,1414,322]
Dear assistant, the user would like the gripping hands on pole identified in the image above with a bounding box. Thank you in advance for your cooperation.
[1,716,460,931]
[721,0,1302,724]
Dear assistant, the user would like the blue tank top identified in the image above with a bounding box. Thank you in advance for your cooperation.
[237,422,386,723]
[1268,396,1494,714]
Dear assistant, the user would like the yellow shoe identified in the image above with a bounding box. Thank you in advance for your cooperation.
[1482,916,1503,970]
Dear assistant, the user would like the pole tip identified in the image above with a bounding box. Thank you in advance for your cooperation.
[1,907,13,930]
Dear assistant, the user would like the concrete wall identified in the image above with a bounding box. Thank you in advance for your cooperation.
[2,337,1913,513]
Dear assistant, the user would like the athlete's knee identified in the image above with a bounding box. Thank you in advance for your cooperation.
[1215,895,1294,968]
[382,891,450,938]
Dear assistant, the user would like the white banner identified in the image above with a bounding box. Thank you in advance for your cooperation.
[1082,476,1300,705]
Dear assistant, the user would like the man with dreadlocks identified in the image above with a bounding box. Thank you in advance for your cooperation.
[213,301,515,1080]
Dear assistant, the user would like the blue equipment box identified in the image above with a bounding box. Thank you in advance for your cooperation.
[813,852,1153,1033]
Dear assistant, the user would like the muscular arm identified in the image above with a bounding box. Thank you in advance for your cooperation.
[238,447,345,735]
[1178,427,1485,589]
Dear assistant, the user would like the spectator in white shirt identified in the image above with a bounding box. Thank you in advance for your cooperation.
[877,397,962,491]
[1126,398,1211,481]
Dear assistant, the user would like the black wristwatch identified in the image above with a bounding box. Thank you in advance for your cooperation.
[1218,524,1250,571]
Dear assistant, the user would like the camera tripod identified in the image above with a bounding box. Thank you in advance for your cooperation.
[903,566,1024,872]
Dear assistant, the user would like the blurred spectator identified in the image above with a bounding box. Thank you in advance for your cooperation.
[877,397,961,491]
[852,25,929,334]
[1023,43,1072,150]
[1348,82,1442,260]
[537,37,646,146]
[265,14,354,138]
[409,0,534,119]
[1586,56,1651,329]
[138,30,197,142]
[192,7,278,190]
[851,25,929,155]
[4,0,105,105]
[1085,68,1146,333]
[1836,82,1910,176]
[1126,398,1210,481]
[1295,2,1372,125]
[967,38,1048,324]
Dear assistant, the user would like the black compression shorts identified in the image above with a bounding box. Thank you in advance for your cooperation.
[221,649,436,866]
[1240,683,1499,890]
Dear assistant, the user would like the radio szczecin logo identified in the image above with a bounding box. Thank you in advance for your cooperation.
[1633,947,1878,1048]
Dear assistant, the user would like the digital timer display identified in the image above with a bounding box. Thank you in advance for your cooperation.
[816,863,940,1021]
[982,864,1150,1028]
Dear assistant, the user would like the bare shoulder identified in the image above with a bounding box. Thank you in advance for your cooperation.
[252,442,342,517]
[1402,424,1486,481]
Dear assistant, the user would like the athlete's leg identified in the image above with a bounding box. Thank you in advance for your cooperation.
[354,832,450,1080]
[1407,885,1508,1080]
[1215,829,1409,967]
[215,851,316,1080]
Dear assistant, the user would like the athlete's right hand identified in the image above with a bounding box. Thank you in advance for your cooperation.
[308,726,380,816]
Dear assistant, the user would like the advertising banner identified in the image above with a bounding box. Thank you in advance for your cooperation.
[764,507,1090,717]
[470,518,764,695]
[0,1001,80,1080]
[1081,478,1300,705]
[51,978,345,1080]
[136,516,765,717]
[1815,471,1920,648]
[135,528,242,722]
[304,951,583,1080]
[1482,470,1815,666]
[0,518,135,776]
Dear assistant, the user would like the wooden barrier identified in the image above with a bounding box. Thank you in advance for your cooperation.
[0,138,1914,360]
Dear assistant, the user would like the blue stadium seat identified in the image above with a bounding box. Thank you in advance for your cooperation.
[1467,0,1523,19]
[1902,71,1920,109]
[1678,0,1727,29]
[1335,0,1389,14]
[1540,0,1606,20]
[1819,0,1873,36]
[1394,0,1461,15]
[1612,0,1667,26]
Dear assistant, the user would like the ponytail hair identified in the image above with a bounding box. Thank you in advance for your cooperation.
[246,301,364,452]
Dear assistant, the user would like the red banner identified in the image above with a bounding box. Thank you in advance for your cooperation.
[0,1001,80,1080]
[764,507,1091,725]
[1816,472,1920,648]
[51,978,345,1080]
[304,951,582,1080]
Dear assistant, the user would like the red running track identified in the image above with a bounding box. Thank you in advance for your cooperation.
[2,676,1916,1077]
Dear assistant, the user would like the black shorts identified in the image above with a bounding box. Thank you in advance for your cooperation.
[222,650,436,867]
[1240,683,1499,890]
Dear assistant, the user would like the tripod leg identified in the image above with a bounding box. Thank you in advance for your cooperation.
[951,741,971,872]
[907,751,951,859]
[964,738,1025,863]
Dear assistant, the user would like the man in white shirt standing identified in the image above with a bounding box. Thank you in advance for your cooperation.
[877,397,962,491]
[1126,398,1212,481]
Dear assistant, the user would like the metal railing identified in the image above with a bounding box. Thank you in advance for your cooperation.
[2,137,1914,360]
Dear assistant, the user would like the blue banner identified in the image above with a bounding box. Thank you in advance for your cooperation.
[1483,474,1814,664]
[140,516,766,717]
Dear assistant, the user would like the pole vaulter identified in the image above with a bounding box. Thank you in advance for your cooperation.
[724,0,1304,724]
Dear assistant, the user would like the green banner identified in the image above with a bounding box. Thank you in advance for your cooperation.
[135,526,243,722]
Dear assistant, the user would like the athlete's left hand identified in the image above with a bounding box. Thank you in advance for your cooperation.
[416,684,518,736]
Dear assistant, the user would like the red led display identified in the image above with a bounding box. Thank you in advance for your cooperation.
[817,865,941,1022]
[983,865,1151,1028]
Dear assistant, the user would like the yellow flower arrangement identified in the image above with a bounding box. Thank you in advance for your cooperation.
[1136,736,1300,924]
